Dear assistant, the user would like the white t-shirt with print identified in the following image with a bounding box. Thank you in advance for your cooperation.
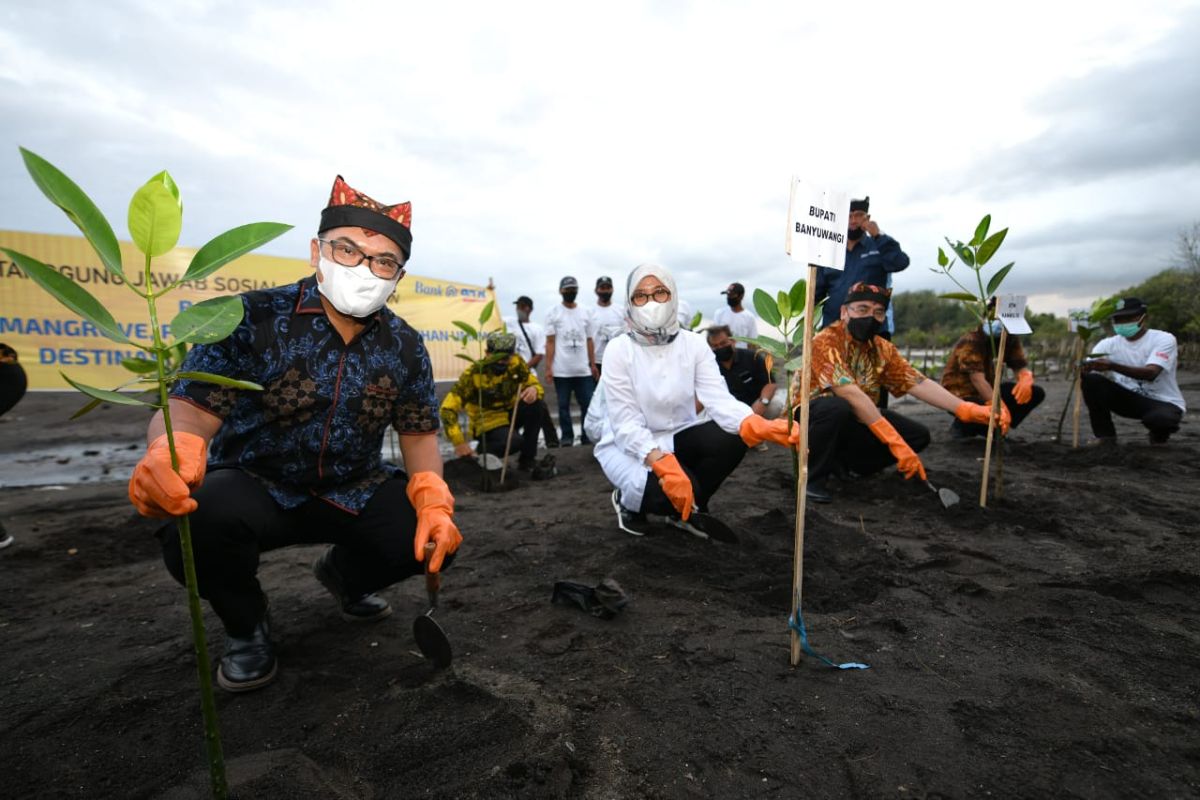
[505,316,545,366]
[1093,329,1186,411]
[592,303,627,364]
[713,306,759,349]
[545,304,597,377]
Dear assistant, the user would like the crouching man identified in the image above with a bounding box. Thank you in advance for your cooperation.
[128,176,462,692]
[795,283,1009,503]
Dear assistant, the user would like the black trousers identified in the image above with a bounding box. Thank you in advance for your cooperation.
[0,362,27,417]
[1081,372,1183,441]
[160,468,440,637]
[952,382,1046,436]
[537,398,559,446]
[479,401,541,462]
[800,396,930,483]
[640,421,748,515]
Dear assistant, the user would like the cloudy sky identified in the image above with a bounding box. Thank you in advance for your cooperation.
[2,0,1198,322]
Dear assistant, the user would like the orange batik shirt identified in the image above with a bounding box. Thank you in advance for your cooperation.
[793,321,926,405]
[940,329,1029,401]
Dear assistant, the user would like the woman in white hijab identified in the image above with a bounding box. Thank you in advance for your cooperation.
[594,263,797,538]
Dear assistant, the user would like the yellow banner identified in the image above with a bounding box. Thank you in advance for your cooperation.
[0,230,499,388]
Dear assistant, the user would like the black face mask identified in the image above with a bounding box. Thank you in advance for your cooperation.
[562,290,578,303]
[726,294,742,308]
[713,345,735,362]
[485,357,510,375]
[847,316,881,342]
[847,227,865,241]
[597,291,613,303]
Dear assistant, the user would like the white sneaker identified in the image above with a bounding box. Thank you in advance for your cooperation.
[0,533,14,550]
[611,490,646,537]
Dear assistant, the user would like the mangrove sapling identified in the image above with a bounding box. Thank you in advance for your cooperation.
[1055,297,1117,445]
[2,147,291,800]
[932,214,1015,507]
[450,299,507,488]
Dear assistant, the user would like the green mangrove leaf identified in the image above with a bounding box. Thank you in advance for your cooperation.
[971,215,991,247]
[688,310,703,330]
[976,228,1008,266]
[175,371,263,391]
[788,278,806,313]
[985,262,1015,296]
[1,247,132,343]
[776,289,792,319]
[150,170,181,206]
[752,288,782,327]
[128,178,183,257]
[939,292,979,302]
[170,296,245,344]
[937,247,949,268]
[478,299,495,326]
[452,320,478,339]
[69,397,105,420]
[455,353,476,363]
[184,222,293,283]
[952,241,976,268]
[785,355,807,372]
[744,335,788,356]
[61,373,155,407]
[19,147,125,279]
[121,356,158,374]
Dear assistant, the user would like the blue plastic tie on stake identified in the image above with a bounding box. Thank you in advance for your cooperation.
[788,605,869,670]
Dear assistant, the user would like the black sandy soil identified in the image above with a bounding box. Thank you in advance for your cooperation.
[1,375,1198,799]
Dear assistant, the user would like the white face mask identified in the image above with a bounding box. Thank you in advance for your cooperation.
[628,299,675,332]
[316,256,399,317]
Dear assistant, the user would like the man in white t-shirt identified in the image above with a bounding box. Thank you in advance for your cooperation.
[592,275,626,377]
[714,282,758,349]
[509,295,559,448]
[1081,297,1185,445]
[545,276,598,446]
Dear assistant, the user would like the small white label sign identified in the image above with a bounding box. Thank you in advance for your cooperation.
[997,294,1032,334]
[787,179,849,270]
[1067,307,1088,333]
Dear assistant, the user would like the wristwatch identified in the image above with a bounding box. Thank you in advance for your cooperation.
[759,396,772,405]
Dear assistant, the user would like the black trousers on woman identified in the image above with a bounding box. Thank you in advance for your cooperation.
[639,420,748,516]
[159,468,444,637]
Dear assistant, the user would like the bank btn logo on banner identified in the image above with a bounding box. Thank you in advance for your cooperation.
[0,230,497,388]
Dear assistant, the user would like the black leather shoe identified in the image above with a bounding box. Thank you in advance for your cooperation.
[218,619,277,693]
[313,547,393,622]
[806,480,832,504]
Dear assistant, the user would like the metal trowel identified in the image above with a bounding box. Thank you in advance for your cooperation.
[413,542,452,669]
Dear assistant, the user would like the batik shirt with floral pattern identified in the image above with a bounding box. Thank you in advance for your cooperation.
[171,275,438,513]
[439,355,543,444]
[793,320,925,405]
[940,329,1028,401]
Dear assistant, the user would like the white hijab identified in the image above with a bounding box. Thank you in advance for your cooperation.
[624,263,680,347]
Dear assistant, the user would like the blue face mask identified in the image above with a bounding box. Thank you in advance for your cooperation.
[1113,320,1142,338]
[983,319,1004,336]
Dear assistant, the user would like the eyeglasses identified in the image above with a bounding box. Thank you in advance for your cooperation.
[318,238,406,280]
[846,303,887,321]
[630,287,671,306]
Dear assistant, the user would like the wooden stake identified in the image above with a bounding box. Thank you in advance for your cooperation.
[499,391,522,485]
[1071,338,1084,448]
[790,264,818,666]
[979,327,1008,508]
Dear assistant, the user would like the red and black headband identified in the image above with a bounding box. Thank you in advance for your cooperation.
[319,175,413,258]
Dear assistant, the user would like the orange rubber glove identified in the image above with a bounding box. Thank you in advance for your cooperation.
[1012,370,1035,405]
[867,417,926,481]
[739,415,800,449]
[407,471,463,573]
[651,454,695,521]
[955,400,1012,435]
[128,432,208,518]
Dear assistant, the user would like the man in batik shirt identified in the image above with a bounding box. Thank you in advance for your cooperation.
[127,175,462,692]
[793,282,1008,504]
[941,318,1043,438]
[440,331,544,470]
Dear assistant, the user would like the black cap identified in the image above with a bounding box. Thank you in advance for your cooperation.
[559,276,579,290]
[514,295,533,308]
[721,282,745,295]
[596,276,613,288]
[850,196,870,213]
[1111,297,1148,317]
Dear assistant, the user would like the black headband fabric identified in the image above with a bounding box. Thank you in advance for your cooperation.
[849,196,870,213]
[320,206,413,258]
[845,285,890,308]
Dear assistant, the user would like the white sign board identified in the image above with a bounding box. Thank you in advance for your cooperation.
[787,179,849,269]
[1067,307,1088,333]
[997,293,1033,334]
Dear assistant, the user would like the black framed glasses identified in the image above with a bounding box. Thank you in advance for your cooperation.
[318,238,406,280]
[630,287,671,306]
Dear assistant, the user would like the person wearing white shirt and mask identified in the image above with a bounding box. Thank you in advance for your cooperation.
[595,264,798,539]
[713,282,758,349]
[591,275,626,377]
[1081,297,1185,445]
[508,295,559,448]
